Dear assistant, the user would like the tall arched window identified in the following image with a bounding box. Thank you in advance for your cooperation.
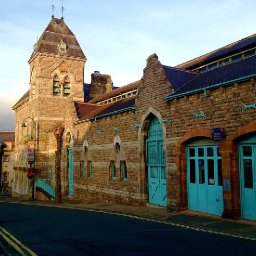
[63,76,70,97]
[53,75,61,96]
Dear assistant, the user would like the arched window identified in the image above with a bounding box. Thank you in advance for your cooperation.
[53,75,60,96]
[63,76,70,97]
[80,141,93,177]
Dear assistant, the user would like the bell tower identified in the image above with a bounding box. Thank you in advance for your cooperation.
[28,17,86,105]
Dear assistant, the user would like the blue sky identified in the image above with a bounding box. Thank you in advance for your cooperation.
[1,0,256,130]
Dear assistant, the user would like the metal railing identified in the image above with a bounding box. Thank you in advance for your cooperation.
[36,178,55,198]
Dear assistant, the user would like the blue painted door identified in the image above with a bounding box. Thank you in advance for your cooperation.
[146,117,167,207]
[187,146,223,216]
[68,147,74,197]
[239,137,256,220]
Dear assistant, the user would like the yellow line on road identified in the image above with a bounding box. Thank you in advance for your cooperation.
[0,227,38,256]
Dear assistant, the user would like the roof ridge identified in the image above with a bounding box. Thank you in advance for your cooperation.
[176,33,256,70]
[167,55,256,100]
[162,64,197,74]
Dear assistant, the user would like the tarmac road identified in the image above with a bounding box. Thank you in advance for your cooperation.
[0,202,256,256]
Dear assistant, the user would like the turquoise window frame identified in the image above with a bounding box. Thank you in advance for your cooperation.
[110,161,116,180]
[121,161,128,181]
[80,161,85,177]
[88,161,93,177]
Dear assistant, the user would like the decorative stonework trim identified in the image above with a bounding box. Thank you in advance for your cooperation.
[203,88,210,97]
[58,40,67,54]
[194,111,206,119]
[113,127,120,133]
[96,129,104,136]
[162,117,171,123]
[241,101,256,113]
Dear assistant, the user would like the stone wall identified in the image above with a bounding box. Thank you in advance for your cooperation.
[72,110,141,205]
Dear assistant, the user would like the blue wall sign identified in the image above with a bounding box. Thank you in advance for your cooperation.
[212,128,225,142]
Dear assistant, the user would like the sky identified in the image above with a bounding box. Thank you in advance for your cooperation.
[0,0,256,131]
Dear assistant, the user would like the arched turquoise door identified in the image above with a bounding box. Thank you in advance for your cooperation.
[68,147,74,197]
[146,117,167,207]
[187,145,223,216]
[239,136,256,220]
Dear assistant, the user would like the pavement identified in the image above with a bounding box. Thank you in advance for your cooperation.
[0,194,256,251]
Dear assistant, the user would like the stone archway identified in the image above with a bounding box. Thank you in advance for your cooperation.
[138,107,167,206]
[222,120,256,219]
[176,128,212,211]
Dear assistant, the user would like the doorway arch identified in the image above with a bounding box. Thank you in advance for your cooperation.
[146,115,167,206]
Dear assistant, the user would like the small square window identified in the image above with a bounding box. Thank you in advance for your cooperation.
[189,148,195,157]
[207,147,214,157]
[3,155,9,162]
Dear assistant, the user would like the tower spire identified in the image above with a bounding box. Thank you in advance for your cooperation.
[51,0,55,18]
[61,0,65,19]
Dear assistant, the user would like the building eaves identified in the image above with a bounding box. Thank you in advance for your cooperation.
[74,101,101,119]
[166,55,256,101]
[75,97,136,124]
[12,90,29,110]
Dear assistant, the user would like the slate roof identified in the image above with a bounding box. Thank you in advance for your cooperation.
[166,55,256,100]
[29,17,85,61]
[76,97,136,123]
[0,131,15,142]
[176,33,256,70]
[163,65,196,91]
[74,101,101,119]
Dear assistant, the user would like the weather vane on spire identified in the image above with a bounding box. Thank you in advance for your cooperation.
[51,0,55,18]
[61,0,65,19]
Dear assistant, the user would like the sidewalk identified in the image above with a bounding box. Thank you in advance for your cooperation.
[1,196,256,241]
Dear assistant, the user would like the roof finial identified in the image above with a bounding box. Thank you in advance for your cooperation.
[61,0,65,19]
[51,0,55,18]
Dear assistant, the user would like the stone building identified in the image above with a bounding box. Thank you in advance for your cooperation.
[0,131,15,193]
[13,16,256,221]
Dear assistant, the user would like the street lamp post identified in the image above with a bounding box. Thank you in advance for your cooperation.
[21,117,37,200]
[0,140,7,193]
